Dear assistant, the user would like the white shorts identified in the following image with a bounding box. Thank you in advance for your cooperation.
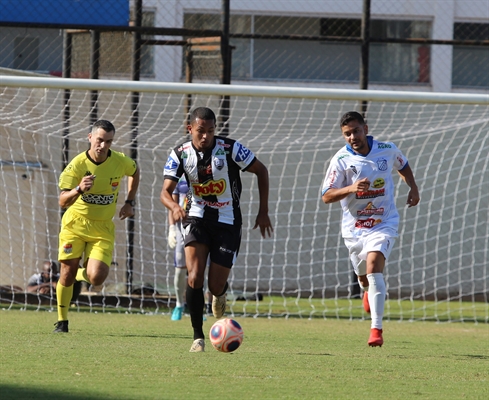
[344,232,396,276]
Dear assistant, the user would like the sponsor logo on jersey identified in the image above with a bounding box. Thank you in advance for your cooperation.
[193,179,226,197]
[81,193,115,205]
[328,170,337,186]
[165,156,178,170]
[198,164,212,177]
[397,155,405,168]
[373,178,385,188]
[337,154,350,161]
[216,149,226,156]
[63,243,73,254]
[378,143,392,149]
[376,158,388,171]
[356,188,385,199]
[235,143,251,162]
[357,202,384,216]
[355,218,382,229]
[196,200,231,208]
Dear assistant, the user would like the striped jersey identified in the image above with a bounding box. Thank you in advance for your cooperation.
[321,136,409,238]
[164,136,256,226]
[59,149,137,221]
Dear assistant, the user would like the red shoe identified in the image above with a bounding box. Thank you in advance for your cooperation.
[363,291,370,313]
[368,328,383,347]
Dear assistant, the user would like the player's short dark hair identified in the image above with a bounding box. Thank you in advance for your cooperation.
[189,107,216,125]
[340,111,366,127]
[92,119,115,134]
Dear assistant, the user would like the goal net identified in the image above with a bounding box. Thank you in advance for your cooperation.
[0,76,487,322]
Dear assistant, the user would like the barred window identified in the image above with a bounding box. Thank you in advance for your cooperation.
[452,22,489,88]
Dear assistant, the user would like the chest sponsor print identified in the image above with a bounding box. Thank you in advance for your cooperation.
[192,179,226,197]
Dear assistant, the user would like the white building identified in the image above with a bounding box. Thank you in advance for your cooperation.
[0,0,488,92]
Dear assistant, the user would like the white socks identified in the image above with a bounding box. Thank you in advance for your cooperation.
[367,273,386,330]
[174,267,187,308]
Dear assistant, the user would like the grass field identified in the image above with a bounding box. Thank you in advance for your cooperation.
[1,307,488,400]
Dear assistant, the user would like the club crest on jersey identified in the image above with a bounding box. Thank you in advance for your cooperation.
[235,143,251,162]
[213,158,224,170]
[193,179,226,197]
[376,158,388,171]
[111,181,119,191]
[63,243,73,254]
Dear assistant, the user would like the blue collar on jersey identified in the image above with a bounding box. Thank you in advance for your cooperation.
[346,136,373,156]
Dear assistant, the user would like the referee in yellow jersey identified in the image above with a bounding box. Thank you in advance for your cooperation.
[54,120,139,333]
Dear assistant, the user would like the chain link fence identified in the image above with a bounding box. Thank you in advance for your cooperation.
[0,0,487,92]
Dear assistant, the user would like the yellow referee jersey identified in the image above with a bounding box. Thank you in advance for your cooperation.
[59,150,137,221]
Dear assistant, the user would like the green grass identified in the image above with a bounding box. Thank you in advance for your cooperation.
[0,309,488,399]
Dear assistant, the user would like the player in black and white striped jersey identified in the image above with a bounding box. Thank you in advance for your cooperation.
[160,107,273,352]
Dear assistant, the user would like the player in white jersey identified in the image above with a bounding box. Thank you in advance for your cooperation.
[321,111,419,347]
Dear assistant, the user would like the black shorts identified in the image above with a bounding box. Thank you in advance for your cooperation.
[183,218,241,268]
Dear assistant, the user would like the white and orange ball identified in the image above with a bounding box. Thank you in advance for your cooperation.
[209,318,244,352]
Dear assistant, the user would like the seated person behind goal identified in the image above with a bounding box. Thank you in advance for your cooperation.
[27,261,59,295]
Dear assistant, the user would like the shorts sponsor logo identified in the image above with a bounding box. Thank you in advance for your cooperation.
[193,179,226,197]
[81,193,115,205]
[219,246,234,254]
[63,243,73,254]
[355,218,382,229]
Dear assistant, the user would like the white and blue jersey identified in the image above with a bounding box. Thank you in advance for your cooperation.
[321,136,409,238]
[164,136,256,226]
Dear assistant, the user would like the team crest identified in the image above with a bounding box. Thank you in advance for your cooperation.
[214,158,224,170]
[376,158,388,171]
[111,182,119,191]
[63,243,73,254]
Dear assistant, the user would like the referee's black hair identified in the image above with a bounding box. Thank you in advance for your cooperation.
[340,111,366,127]
[92,119,116,133]
[189,107,216,125]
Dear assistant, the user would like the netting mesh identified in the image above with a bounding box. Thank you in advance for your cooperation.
[0,78,487,322]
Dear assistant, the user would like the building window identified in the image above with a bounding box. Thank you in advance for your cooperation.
[452,22,489,88]
[183,13,431,85]
[14,37,39,70]
[369,20,431,84]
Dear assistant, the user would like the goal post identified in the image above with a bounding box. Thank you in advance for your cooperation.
[0,75,487,322]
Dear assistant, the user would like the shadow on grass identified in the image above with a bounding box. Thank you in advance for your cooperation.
[0,384,122,400]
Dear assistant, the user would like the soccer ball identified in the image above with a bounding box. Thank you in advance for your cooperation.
[209,318,244,352]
